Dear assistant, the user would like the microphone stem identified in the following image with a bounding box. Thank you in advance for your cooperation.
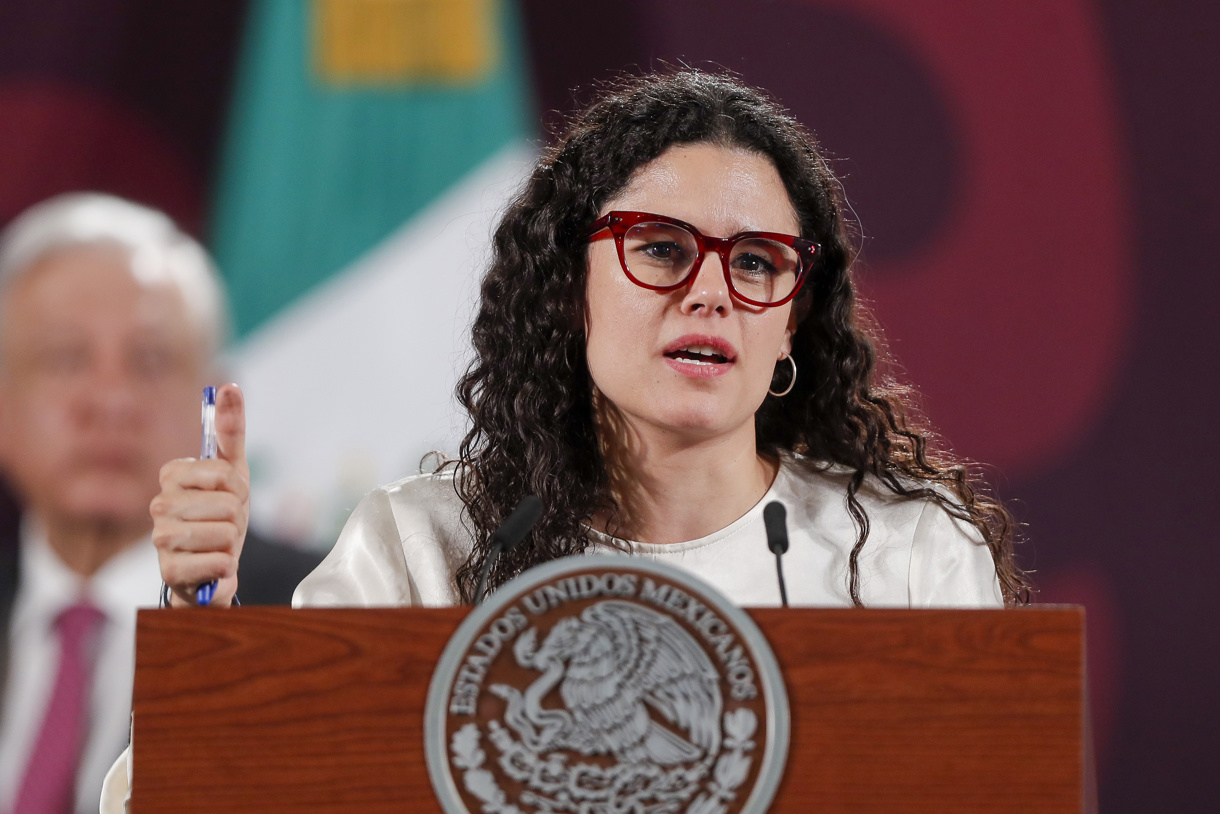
[774,552,789,608]
[473,542,503,606]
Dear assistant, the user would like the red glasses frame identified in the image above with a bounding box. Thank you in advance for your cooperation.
[587,210,819,307]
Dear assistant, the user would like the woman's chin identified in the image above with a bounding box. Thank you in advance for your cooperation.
[598,388,758,445]
[646,405,750,440]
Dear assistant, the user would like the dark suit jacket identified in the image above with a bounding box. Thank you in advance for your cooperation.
[0,481,324,689]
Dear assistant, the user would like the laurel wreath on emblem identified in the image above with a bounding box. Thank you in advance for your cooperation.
[448,600,759,814]
[450,710,756,814]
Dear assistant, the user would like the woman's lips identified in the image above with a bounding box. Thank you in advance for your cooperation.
[664,355,733,377]
[662,334,737,378]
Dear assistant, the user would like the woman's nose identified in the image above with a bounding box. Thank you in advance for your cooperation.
[679,252,733,315]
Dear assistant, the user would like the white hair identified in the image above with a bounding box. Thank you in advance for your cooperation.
[0,193,230,358]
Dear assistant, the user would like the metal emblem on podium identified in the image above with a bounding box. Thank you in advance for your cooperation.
[425,556,790,814]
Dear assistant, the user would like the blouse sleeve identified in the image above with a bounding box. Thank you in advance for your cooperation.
[292,488,420,607]
[908,499,1004,608]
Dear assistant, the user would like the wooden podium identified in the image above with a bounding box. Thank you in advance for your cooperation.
[130,606,1084,813]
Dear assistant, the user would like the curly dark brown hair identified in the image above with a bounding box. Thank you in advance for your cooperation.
[451,69,1030,605]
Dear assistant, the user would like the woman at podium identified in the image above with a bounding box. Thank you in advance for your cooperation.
[152,71,1028,613]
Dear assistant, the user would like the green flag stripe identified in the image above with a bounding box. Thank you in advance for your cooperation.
[209,0,531,336]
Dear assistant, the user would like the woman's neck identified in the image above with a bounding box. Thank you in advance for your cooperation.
[594,404,777,545]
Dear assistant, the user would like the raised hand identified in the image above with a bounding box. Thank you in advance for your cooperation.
[151,383,249,607]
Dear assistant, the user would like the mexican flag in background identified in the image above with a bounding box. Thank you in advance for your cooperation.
[212,0,537,546]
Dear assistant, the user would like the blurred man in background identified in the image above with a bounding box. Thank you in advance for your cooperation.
[0,193,321,814]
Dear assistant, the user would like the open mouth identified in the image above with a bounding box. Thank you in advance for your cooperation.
[663,336,736,368]
[664,344,732,366]
[661,335,737,375]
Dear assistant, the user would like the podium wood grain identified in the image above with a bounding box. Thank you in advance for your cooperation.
[131,606,1082,812]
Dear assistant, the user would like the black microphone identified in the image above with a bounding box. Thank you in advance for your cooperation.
[763,501,790,608]
[473,495,543,605]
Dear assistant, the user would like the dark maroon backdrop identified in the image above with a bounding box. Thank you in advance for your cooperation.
[518,2,1219,809]
[0,0,1216,809]
[0,0,246,234]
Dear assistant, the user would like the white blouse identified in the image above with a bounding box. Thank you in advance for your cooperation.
[293,457,1003,609]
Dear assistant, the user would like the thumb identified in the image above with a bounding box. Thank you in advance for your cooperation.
[214,383,247,468]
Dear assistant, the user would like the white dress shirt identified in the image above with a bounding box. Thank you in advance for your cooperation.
[0,518,160,814]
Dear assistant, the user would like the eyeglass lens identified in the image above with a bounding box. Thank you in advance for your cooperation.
[622,221,801,303]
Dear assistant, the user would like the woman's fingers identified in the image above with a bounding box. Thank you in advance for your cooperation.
[164,494,246,524]
[158,459,249,501]
[157,547,239,586]
[152,512,244,609]
[153,518,245,554]
[151,382,252,609]
[156,530,240,608]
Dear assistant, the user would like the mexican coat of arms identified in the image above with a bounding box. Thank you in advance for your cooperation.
[425,556,789,814]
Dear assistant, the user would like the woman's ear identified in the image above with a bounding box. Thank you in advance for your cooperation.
[780,291,813,357]
[780,304,800,358]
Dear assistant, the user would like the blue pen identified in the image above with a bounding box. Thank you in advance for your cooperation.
[196,386,218,605]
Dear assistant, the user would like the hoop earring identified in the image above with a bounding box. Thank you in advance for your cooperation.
[769,353,797,397]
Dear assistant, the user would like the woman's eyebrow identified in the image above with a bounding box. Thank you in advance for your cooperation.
[703,208,796,237]
[722,221,793,237]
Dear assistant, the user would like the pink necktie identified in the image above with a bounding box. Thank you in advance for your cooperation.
[12,601,106,814]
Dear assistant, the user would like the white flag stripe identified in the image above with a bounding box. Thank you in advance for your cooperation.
[227,141,538,546]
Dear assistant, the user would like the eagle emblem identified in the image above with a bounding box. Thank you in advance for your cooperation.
[491,600,722,765]
[426,558,788,814]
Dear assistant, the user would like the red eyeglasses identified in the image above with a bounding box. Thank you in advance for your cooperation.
[587,211,818,307]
